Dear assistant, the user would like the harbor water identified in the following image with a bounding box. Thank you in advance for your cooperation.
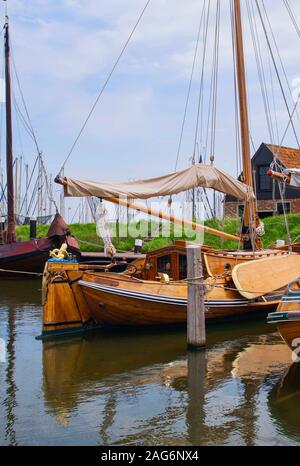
[1,280,300,446]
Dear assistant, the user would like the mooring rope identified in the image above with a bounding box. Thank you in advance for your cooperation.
[77,238,133,255]
[0,267,43,277]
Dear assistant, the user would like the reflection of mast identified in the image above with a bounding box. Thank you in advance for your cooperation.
[99,392,117,446]
[4,305,17,446]
[4,19,16,244]
[233,0,259,250]
[238,382,258,446]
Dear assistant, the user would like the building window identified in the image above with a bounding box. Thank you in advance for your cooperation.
[258,165,272,191]
[277,202,291,215]
[258,211,273,219]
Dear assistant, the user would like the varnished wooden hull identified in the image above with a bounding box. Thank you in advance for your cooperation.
[268,288,300,351]
[275,320,300,351]
[41,262,281,338]
[79,273,279,327]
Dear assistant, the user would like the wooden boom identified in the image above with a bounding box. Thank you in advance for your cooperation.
[55,177,240,242]
[108,197,240,242]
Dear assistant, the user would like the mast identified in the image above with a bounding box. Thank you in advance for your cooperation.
[233,0,259,249]
[4,19,16,243]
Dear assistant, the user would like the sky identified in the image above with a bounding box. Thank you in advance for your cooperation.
[1,0,300,221]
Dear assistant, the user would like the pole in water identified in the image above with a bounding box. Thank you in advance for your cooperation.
[187,245,206,350]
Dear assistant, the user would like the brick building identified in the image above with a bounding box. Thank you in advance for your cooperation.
[225,143,300,218]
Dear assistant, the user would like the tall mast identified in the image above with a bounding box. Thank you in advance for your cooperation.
[4,19,16,244]
[233,0,258,249]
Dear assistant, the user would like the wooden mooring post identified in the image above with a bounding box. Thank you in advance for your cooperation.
[186,245,206,350]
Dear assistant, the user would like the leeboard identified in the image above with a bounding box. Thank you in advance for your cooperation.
[232,254,300,299]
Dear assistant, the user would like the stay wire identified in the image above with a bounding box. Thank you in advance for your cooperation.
[261,0,300,128]
[246,0,274,143]
[194,0,211,161]
[174,0,207,171]
[11,42,59,212]
[255,0,300,148]
[283,0,300,39]
[59,0,152,174]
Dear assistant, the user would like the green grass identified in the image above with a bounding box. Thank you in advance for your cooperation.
[15,214,300,253]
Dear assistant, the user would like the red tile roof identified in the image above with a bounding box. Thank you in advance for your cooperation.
[266,144,300,169]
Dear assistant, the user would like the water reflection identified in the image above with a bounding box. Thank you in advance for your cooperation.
[4,305,17,446]
[0,279,41,306]
[269,363,300,440]
[42,331,188,425]
[41,324,295,445]
[1,280,300,446]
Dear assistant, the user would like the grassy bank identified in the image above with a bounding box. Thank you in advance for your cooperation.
[15,214,300,253]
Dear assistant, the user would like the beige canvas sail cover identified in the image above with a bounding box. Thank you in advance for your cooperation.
[285,168,300,188]
[62,163,254,201]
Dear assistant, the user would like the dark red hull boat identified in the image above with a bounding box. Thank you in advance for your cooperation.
[0,213,81,279]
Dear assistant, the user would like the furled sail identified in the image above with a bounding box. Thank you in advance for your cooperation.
[60,163,254,201]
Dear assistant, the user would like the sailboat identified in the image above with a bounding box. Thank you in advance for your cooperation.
[40,0,300,337]
[266,168,300,351]
[0,18,80,278]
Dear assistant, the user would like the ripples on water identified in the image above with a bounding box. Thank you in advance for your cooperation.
[0,280,300,446]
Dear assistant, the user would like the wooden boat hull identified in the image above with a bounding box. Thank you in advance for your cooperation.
[41,263,281,338]
[0,237,55,278]
[78,273,279,327]
[268,288,300,351]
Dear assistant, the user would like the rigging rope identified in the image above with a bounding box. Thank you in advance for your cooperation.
[246,0,275,143]
[261,1,300,128]
[208,0,220,159]
[269,94,300,250]
[174,0,207,171]
[283,0,300,39]
[11,49,59,213]
[255,0,300,148]
[192,0,211,161]
[59,0,152,174]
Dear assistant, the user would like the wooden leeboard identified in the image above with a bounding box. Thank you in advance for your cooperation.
[232,254,300,299]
